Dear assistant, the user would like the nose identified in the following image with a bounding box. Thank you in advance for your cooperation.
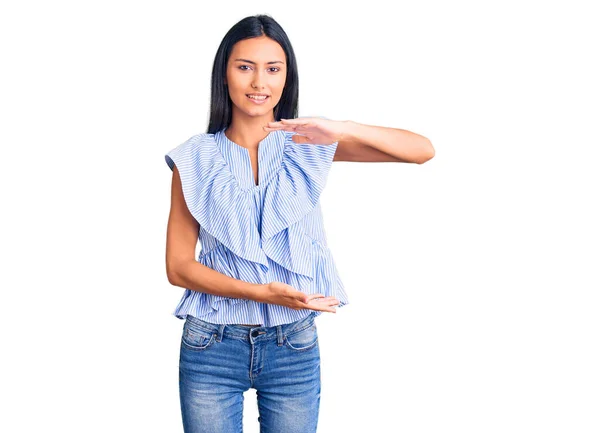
[252,71,266,89]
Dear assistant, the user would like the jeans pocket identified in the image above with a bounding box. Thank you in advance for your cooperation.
[284,323,319,352]
[181,324,217,351]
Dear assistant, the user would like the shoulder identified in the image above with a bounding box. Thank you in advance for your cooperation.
[165,132,216,171]
[174,132,213,151]
[170,132,216,155]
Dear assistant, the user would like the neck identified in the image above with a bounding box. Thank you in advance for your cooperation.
[225,111,276,150]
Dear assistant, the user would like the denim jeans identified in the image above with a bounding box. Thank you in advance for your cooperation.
[179,312,321,433]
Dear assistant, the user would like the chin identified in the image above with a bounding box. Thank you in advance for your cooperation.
[245,107,272,116]
[233,100,274,117]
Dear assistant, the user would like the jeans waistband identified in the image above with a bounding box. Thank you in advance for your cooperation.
[184,312,316,344]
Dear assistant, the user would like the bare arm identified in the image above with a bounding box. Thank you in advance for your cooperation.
[165,165,340,313]
[165,165,263,300]
[334,120,435,164]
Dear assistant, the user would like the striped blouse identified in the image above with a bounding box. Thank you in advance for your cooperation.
[165,125,350,327]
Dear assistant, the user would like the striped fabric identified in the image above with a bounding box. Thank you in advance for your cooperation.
[165,126,349,327]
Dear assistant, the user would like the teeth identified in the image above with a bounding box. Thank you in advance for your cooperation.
[247,95,268,100]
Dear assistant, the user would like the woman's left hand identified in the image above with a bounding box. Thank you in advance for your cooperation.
[263,117,347,145]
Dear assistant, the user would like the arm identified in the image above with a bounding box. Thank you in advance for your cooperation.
[165,162,339,313]
[334,120,435,164]
[165,166,263,300]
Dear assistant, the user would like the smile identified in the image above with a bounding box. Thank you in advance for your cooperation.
[246,94,270,104]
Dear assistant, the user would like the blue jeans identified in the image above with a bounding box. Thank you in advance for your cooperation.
[179,312,321,433]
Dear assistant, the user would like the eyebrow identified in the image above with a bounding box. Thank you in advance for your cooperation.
[233,58,284,65]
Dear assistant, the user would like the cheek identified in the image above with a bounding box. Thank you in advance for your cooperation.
[228,84,246,101]
[227,72,247,91]
[271,79,286,98]
[275,74,287,89]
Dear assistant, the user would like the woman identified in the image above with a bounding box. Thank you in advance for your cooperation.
[164,14,434,433]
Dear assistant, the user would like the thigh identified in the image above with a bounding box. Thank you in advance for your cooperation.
[178,319,250,433]
[256,322,321,433]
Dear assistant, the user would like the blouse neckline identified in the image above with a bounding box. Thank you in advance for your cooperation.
[214,128,286,192]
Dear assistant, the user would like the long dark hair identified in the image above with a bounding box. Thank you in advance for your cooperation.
[206,15,299,134]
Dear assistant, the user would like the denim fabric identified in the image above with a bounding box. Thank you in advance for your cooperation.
[179,312,321,432]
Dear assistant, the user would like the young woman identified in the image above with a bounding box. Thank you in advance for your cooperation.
[164,14,434,433]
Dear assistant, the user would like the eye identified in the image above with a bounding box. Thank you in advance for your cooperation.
[237,65,280,72]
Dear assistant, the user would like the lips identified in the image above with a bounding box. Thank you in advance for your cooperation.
[246,94,270,104]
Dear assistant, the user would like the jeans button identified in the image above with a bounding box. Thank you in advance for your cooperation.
[251,330,258,337]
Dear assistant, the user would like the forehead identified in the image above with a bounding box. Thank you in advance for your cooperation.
[229,36,286,63]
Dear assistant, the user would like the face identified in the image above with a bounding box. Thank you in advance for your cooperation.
[224,36,287,120]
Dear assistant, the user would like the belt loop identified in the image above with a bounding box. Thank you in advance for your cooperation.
[216,324,225,342]
[277,325,283,346]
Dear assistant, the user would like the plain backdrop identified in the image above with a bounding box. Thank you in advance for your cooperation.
[1,1,599,432]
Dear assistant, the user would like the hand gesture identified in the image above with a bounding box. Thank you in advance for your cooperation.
[263,117,347,145]
[259,281,340,313]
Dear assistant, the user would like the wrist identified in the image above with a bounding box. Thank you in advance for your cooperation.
[340,119,357,144]
[243,283,267,303]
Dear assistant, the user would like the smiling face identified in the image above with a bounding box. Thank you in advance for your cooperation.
[224,36,287,121]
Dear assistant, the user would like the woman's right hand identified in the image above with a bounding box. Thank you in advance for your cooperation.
[257,281,340,313]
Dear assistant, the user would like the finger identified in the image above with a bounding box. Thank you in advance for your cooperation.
[294,292,308,303]
[264,122,288,129]
[297,292,322,303]
[280,118,311,125]
[307,297,336,303]
[320,305,337,313]
[304,298,337,310]
[309,299,340,307]
[308,296,339,302]
[323,299,341,305]
[304,304,336,313]
[291,124,311,132]
[305,293,325,302]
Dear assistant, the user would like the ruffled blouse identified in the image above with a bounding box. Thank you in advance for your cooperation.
[164,126,349,327]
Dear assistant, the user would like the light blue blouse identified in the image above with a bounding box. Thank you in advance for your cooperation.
[165,126,349,326]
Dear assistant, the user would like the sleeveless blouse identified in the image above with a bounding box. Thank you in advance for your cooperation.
[164,126,350,327]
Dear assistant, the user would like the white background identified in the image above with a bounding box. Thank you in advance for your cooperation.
[1,1,599,432]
